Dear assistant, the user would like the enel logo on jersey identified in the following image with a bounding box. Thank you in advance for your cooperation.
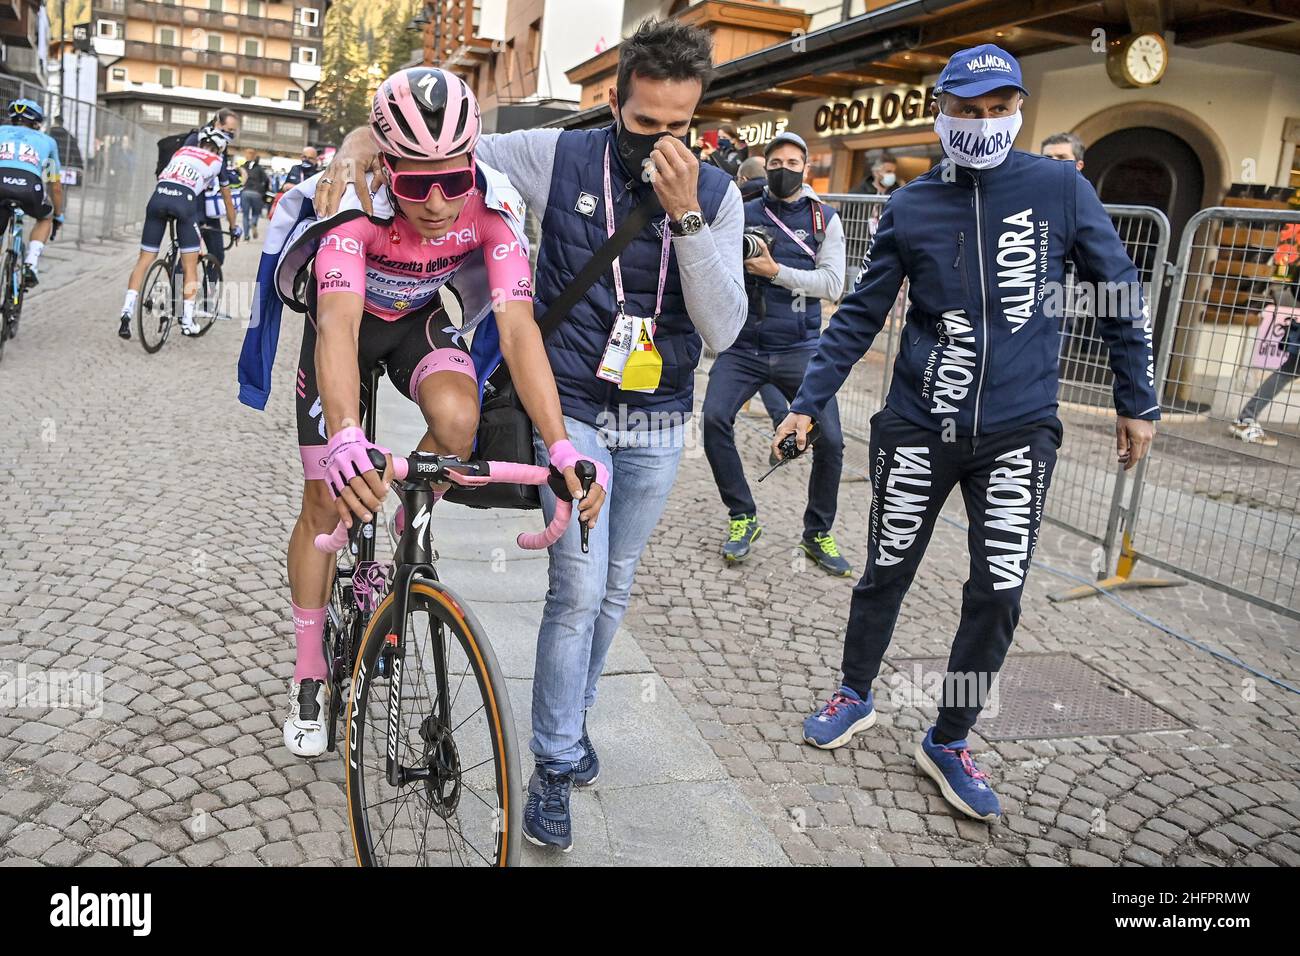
[321,234,363,256]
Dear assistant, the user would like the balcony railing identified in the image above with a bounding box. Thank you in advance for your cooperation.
[123,1,298,40]
[123,40,292,77]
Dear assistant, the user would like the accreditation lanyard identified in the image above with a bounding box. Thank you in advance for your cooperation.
[764,206,817,259]
[603,143,671,322]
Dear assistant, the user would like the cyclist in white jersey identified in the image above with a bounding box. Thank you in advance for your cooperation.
[117,127,236,338]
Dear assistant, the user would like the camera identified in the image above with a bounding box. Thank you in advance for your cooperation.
[742,226,776,260]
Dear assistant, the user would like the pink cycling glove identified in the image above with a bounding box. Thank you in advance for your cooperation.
[324,426,389,499]
[547,440,610,496]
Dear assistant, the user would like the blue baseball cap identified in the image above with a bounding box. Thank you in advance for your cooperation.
[935,44,1028,98]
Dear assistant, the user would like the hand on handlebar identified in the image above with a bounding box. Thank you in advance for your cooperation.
[324,428,392,528]
[548,440,608,531]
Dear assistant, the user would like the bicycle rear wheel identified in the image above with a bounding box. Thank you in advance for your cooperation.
[192,254,222,336]
[345,579,520,867]
[137,259,173,353]
[7,249,23,340]
[0,250,16,358]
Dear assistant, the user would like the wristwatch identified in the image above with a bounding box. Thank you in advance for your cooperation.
[669,210,704,237]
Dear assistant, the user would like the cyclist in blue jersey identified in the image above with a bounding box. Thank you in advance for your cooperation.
[0,99,65,288]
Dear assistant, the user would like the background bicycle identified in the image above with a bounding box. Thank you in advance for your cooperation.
[0,199,32,361]
[134,221,237,354]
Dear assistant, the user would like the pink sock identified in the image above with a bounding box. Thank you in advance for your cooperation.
[292,601,327,682]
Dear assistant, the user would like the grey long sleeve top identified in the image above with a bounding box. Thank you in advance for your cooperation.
[770,209,847,304]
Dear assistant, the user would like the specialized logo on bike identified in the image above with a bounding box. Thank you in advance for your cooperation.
[353,561,392,613]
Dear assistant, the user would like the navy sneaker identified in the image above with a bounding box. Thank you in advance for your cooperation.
[915,727,1002,822]
[523,764,574,852]
[800,532,852,576]
[723,515,762,562]
[803,685,876,749]
[573,716,600,788]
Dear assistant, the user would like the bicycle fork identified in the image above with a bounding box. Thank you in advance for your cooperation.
[382,481,443,789]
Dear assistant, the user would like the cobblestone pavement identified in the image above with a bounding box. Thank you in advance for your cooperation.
[1,238,356,867]
[1,236,1296,867]
[629,372,1300,867]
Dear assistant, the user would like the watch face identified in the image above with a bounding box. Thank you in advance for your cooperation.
[1125,34,1165,84]
[678,212,703,235]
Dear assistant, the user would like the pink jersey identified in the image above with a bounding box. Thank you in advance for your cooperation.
[314,193,532,321]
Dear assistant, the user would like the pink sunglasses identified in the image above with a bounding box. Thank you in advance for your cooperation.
[384,156,476,203]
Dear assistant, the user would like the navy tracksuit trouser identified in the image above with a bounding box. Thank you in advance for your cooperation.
[842,406,1062,739]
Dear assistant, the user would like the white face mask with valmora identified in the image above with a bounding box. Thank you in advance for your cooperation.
[933,110,1022,170]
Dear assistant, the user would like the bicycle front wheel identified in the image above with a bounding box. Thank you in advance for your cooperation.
[137,259,173,353]
[192,254,222,336]
[345,579,520,867]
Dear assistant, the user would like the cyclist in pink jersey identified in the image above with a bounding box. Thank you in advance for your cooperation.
[311,190,531,322]
[283,68,607,757]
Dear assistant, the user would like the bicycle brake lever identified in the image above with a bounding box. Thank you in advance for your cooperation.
[575,460,596,554]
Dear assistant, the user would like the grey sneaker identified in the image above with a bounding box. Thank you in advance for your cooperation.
[722,515,762,562]
[1229,418,1277,447]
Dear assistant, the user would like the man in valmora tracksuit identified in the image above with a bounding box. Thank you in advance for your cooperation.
[780,45,1159,823]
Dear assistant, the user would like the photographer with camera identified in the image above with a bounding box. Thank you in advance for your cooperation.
[702,132,849,572]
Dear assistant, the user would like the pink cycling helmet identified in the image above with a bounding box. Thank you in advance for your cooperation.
[370,67,480,161]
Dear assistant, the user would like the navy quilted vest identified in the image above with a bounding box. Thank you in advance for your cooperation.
[731,193,834,352]
[534,125,731,429]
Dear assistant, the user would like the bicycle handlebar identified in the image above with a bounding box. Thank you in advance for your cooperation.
[312,453,579,555]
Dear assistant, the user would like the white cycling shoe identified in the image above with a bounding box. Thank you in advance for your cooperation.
[283,679,328,758]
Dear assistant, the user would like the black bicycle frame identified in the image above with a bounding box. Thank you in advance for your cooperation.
[3,203,25,311]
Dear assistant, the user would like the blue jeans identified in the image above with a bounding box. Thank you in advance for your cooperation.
[702,346,844,536]
[530,415,685,767]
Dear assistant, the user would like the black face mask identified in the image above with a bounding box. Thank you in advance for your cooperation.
[767,167,804,200]
[614,113,688,183]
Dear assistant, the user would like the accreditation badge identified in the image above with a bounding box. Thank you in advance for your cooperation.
[596,311,636,385]
[619,316,663,393]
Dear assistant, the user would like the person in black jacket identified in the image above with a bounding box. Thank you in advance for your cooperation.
[48,118,83,170]
[784,45,1159,823]
[701,123,749,176]
[283,146,319,187]
[239,148,270,239]
[735,155,767,201]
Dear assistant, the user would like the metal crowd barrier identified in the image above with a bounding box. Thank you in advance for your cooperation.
[1124,206,1300,618]
[820,192,898,475]
[1049,205,1171,564]
[0,75,159,247]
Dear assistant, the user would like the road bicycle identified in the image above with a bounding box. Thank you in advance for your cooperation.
[135,220,236,353]
[0,199,32,362]
[312,368,595,867]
